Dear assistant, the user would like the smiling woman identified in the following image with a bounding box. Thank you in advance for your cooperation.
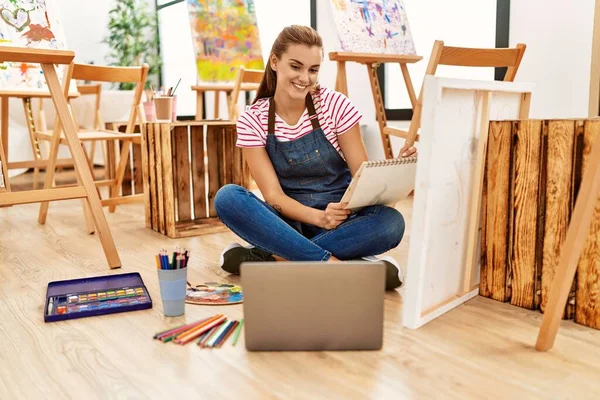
[213,25,416,290]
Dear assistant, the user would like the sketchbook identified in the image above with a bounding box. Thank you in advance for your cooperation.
[341,156,418,210]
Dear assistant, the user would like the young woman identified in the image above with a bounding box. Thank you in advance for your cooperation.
[214,25,416,290]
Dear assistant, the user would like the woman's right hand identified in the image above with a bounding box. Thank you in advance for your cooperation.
[319,202,351,230]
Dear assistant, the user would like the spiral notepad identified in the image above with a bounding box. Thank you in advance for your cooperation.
[341,156,418,210]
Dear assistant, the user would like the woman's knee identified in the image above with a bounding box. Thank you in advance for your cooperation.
[214,184,247,216]
[377,206,405,247]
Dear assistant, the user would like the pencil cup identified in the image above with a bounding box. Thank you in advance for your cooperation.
[154,96,174,122]
[157,268,187,317]
[143,100,156,122]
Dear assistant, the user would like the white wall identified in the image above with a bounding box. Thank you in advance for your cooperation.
[58,0,114,64]
[509,0,596,118]
[59,0,156,64]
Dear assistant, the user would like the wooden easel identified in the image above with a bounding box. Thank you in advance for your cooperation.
[0,46,121,269]
[536,132,600,351]
[329,52,422,159]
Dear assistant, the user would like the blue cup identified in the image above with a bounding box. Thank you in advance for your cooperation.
[157,268,187,317]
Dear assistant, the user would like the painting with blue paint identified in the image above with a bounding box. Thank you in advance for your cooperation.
[329,0,416,55]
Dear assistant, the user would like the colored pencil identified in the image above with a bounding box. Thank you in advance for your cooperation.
[197,326,218,347]
[198,325,220,348]
[173,314,223,341]
[155,317,212,341]
[177,316,226,345]
[215,320,238,348]
[206,319,231,348]
[231,319,244,346]
[175,315,226,345]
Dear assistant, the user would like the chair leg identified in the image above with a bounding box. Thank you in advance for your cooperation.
[38,110,96,234]
[108,139,133,213]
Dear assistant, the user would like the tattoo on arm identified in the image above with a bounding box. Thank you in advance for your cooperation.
[270,203,282,213]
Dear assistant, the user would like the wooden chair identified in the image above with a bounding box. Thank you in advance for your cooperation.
[227,67,263,121]
[381,40,527,158]
[0,46,121,269]
[37,63,148,222]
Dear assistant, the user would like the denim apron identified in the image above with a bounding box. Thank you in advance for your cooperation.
[265,94,352,238]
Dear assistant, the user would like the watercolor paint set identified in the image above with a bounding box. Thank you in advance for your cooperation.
[44,273,153,322]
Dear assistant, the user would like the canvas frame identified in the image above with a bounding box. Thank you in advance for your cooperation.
[402,76,534,329]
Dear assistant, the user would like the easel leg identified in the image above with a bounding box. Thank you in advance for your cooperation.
[21,98,42,189]
[400,63,418,108]
[38,118,62,224]
[41,63,120,268]
[335,61,348,96]
[1,96,9,176]
[366,63,393,159]
[536,133,600,351]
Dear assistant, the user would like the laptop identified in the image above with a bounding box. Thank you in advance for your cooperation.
[240,261,386,351]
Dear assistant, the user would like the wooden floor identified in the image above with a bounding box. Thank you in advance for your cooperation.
[1,173,600,399]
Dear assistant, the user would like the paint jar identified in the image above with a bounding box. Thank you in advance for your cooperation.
[157,268,187,317]
[154,96,174,122]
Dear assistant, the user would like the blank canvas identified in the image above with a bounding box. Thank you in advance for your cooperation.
[402,76,534,329]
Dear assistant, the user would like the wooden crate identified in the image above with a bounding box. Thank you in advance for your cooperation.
[481,119,600,329]
[141,120,250,238]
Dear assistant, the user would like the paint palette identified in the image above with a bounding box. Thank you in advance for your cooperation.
[185,282,243,306]
[44,273,152,322]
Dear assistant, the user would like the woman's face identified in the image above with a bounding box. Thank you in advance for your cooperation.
[271,44,322,102]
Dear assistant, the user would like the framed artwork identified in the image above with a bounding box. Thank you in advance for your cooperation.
[186,0,264,82]
[329,0,416,55]
[0,0,67,91]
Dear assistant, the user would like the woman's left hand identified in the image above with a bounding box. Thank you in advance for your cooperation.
[399,143,417,158]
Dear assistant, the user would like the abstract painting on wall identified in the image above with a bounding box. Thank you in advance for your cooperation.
[329,0,416,55]
[0,0,67,91]
[187,0,264,82]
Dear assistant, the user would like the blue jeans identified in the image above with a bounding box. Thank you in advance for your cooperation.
[214,184,405,261]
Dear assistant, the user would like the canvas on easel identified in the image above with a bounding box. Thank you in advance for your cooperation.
[0,0,67,91]
[186,0,264,82]
[402,76,534,330]
[328,0,416,55]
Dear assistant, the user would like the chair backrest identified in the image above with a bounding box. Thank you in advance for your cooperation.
[228,66,263,121]
[427,40,526,82]
[71,63,149,133]
[404,40,526,150]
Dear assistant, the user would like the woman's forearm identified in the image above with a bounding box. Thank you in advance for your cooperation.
[265,192,324,228]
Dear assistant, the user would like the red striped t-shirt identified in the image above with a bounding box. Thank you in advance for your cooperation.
[235,86,362,155]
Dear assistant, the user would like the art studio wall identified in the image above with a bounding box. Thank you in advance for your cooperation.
[7,0,598,171]
[509,0,598,119]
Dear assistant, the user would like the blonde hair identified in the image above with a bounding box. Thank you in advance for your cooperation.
[253,25,323,103]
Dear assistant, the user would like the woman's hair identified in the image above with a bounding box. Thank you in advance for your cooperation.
[253,25,323,103]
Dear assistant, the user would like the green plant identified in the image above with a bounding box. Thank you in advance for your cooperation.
[103,0,161,90]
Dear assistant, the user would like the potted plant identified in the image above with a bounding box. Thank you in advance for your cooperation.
[103,0,161,91]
